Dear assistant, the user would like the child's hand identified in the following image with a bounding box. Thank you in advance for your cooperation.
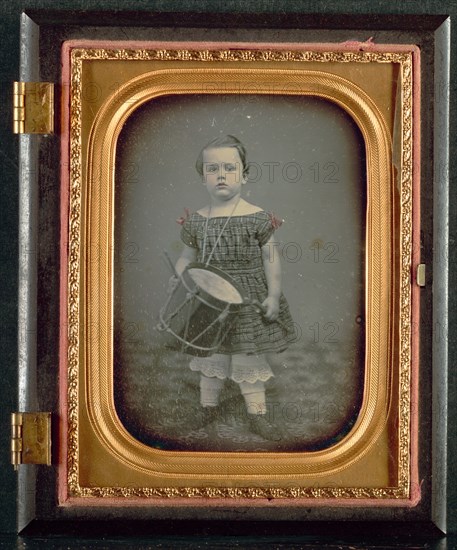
[261,296,280,321]
[167,275,180,295]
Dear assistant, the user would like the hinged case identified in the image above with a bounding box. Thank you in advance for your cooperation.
[15,9,449,538]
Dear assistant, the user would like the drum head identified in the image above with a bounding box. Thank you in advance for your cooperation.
[186,264,244,305]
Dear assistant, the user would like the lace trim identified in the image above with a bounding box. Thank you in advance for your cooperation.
[189,354,274,383]
[231,362,274,384]
[189,355,230,380]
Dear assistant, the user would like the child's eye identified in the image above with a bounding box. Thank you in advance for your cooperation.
[224,164,237,172]
[206,164,218,173]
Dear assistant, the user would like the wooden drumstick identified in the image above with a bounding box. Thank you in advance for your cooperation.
[162,249,179,277]
[162,249,183,298]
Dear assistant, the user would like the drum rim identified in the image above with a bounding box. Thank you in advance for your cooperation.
[184,262,248,306]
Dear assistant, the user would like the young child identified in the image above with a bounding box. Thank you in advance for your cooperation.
[172,135,295,441]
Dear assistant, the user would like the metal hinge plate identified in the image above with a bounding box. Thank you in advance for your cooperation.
[11,412,51,468]
[13,81,54,134]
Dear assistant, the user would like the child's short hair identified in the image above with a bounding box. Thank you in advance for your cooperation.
[196,135,249,178]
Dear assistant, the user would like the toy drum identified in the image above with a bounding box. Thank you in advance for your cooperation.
[156,263,246,356]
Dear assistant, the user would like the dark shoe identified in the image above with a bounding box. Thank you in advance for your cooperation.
[248,414,283,442]
[188,406,219,430]
[201,406,219,426]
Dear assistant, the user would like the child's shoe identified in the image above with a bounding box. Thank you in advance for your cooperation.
[248,413,283,442]
[188,405,219,430]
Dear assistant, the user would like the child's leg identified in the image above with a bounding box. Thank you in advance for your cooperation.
[231,353,272,415]
[199,374,224,408]
[231,354,281,441]
[238,380,267,415]
[189,353,230,408]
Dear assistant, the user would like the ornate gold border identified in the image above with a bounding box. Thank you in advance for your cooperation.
[66,48,413,499]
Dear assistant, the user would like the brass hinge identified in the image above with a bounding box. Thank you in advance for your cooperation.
[13,82,54,134]
[11,412,51,469]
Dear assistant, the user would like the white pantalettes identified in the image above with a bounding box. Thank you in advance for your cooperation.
[189,353,274,384]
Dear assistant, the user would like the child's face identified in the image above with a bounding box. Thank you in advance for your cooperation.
[202,147,245,202]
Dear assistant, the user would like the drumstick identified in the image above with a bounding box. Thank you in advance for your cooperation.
[162,249,179,278]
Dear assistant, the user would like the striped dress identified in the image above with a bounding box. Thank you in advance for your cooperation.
[180,210,295,355]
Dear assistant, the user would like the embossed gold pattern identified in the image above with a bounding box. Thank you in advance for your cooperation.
[66,48,413,500]
[74,486,408,499]
[398,54,413,497]
[67,50,83,495]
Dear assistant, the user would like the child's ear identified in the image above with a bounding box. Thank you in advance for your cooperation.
[243,162,251,183]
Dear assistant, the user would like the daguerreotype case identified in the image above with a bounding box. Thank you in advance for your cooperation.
[14,9,449,536]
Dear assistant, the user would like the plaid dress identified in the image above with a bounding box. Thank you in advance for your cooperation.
[180,210,295,355]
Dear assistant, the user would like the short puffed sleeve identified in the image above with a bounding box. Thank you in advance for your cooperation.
[179,216,198,249]
[256,212,283,247]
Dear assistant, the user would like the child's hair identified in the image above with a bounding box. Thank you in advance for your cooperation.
[195,135,249,179]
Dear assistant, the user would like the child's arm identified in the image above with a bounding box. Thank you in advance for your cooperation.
[261,235,281,321]
[167,245,197,294]
[175,245,197,276]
